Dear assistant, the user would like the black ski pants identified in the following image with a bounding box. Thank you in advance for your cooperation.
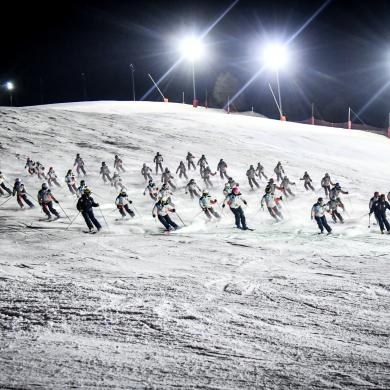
[42,201,59,218]
[305,182,315,191]
[118,204,135,218]
[219,170,228,179]
[155,163,163,174]
[82,209,101,230]
[248,177,259,189]
[375,212,390,232]
[331,210,343,223]
[77,165,86,176]
[204,208,220,219]
[158,214,179,230]
[179,171,188,180]
[315,216,331,233]
[187,161,196,170]
[230,206,247,229]
[189,189,199,199]
[0,183,11,195]
[17,194,34,208]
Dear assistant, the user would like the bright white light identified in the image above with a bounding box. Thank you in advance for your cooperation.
[263,44,288,70]
[5,81,14,91]
[180,37,204,62]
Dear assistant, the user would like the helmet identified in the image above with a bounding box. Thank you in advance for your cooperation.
[84,188,91,195]
[250,165,253,169]
[80,180,85,185]
[102,162,106,165]
[228,177,233,181]
[380,193,386,199]
[162,183,168,189]
[232,187,240,195]
[325,173,329,177]
[284,176,288,180]
[203,190,209,195]
[335,183,341,189]
[318,197,323,202]
[115,155,118,158]
[49,167,53,170]
[143,163,146,166]
[15,178,20,183]
[165,168,169,172]
[42,183,48,189]
[190,179,195,183]
[269,178,274,183]
[374,191,379,196]
[120,190,127,196]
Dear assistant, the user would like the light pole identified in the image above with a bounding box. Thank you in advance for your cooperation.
[81,73,88,101]
[5,81,14,106]
[180,37,204,107]
[130,64,135,101]
[263,43,288,119]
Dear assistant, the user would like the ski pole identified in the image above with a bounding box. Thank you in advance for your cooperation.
[65,211,80,231]
[0,196,13,208]
[56,201,71,221]
[368,213,371,229]
[192,210,204,219]
[98,206,110,229]
[132,204,142,218]
[174,211,186,226]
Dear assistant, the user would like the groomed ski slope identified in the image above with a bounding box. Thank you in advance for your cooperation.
[0,101,389,389]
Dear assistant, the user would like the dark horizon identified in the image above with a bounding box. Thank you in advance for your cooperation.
[2,0,390,127]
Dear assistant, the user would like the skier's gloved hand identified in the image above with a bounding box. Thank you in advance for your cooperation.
[54,200,59,203]
[346,192,349,194]
[222,204,225,208]
[243,201,247,205]
[152,214,156,218]
[129,200,133,204]
[96,203,100,207]
[171,208,176,212]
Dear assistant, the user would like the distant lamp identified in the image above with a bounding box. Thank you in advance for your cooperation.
[180,37,204,106]
[4,81,14,106]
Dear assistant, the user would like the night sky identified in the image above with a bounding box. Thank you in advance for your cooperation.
[1,0,390,127]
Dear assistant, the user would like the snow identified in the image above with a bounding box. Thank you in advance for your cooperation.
[0,101,389,389]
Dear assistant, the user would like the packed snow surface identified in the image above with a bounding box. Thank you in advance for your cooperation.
[0,101,389,389]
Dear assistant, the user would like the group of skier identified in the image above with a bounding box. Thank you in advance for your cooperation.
[1,151,390,235]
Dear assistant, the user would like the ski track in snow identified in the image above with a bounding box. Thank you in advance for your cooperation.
[0,102,389,389]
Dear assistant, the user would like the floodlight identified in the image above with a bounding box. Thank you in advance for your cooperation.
[180,37,204,62]
[263,44,288,70]
[5,81,14,91]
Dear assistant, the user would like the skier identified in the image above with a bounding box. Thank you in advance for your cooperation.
[114,155,125,172]
[185,179,202,199]
[202,166,216,188]
[176,161,188,180]
[36,162,47,180]
[186,152,196,170]
[25,158,36,175]
[369,194,390,234]
[265,178,283,195]
[157,183,174,205]
[76,188,102,232]
[47,167,61,188]
[321,173,335,198]
[329,183,348,200]
[153,152,164,174]
[161,168,176,191]
[311,197,332,234]
[65,170,77,195]
[12,178,34,208]
[255,163,268,180]
[111,172,123,190]
[217,159,228,179]
[115,190,135,219]
[197,154,208,175]
[37,183,60,220]
[300,171,315,191]
[222,187,249,230]
[280,176,296,198]
[199,190,220,220]
[246,165,260,190]
[274,162,285,182]
[76,180,88,198]
[100,162,111,184]
[74,153,87,176]
[141,163,153,182]
[326,197,345,224]
[261,188,283,221]
[0,172,12,196]
[144,179,159,201]
[152,197,180,232]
